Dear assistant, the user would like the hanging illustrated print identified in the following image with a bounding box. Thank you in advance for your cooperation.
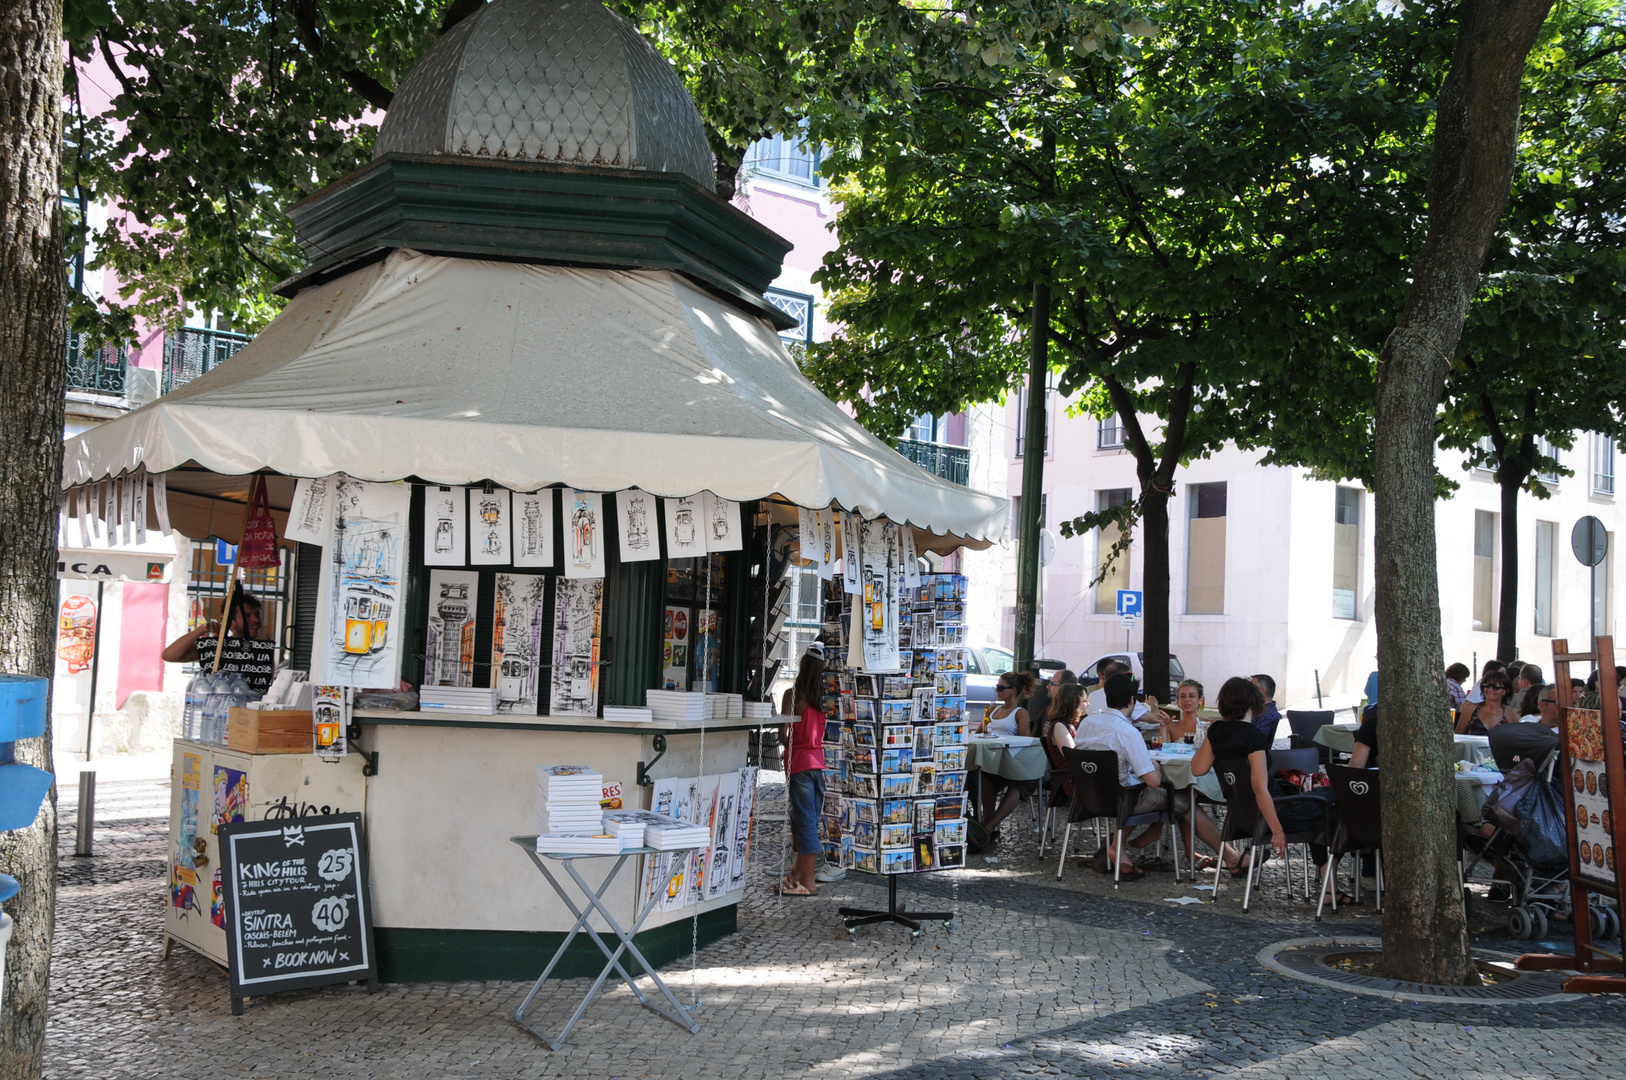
[513,490,554,569]
[564,490,605,579]
[152,473,171,537]
[469,488,512,566]
[663,496,706,558]
[286,475,333,545]
[688,774,723,906]
[422,486,467,566]
[118,475,133,545]
[131,470,148,545]
[798,507,817,566]
[616,490,660,563]
[902,528,920,590]
[702,492,742,552]
[494,573,547,714]
[426,570,480,687]
[728,766,758,893]
[705,779,737,902]
[311,477,410,688]
[550,576,602,715]
[815,508,837,580]
[860,519,901,673]
[313,685,348,759]
[841,512,863,594]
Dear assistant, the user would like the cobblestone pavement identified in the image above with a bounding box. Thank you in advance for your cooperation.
[49,777,1626,1079]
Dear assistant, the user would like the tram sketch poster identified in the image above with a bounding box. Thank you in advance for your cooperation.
[312,477,410,688]
[219,813,377,1014]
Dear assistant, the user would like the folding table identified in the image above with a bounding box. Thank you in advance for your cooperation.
[510,836,703,1050]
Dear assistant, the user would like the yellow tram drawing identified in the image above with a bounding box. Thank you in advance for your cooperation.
[343,585,394,655]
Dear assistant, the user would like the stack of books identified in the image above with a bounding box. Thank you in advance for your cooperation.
[536,765,604,834]
[603,706,653,723]
[719,693,743,719]
[421,685,500,714]
[743,701,774,720]
[601,809,685,847]
[644,815,710,851]
[646,690,709,723]
[535,833,623,855]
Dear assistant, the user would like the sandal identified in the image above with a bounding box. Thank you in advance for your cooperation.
[1115,867,1147,883]
[775,878,815,896]
[1336,891,1359,906]
[1193,854,1219,872]
[1229,858,1255,879]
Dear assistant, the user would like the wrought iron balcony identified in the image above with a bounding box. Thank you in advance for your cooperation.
[65,330,128,395]
[896,438,970,486]
[163,326,252,395]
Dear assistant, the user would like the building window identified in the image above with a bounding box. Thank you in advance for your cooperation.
[1473,509,1497,632]
[742,132,821,186]
[1537,437,1562,486]
[1185,483,1227,614]
[1535,519,1556,636]
[1593,533,1614,640]
[1594,434,1616,496]
[1010,494,1046,542]
[1473,435,1495,473]
[1093,489,1133,614]
[1333,487,1361,619]
[1098,414,1124,450]
[1014,375,1055,457]
[764,287,814,346]
[905,413,939,443]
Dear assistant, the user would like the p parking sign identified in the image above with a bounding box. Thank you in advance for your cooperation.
[1116,590,1143,617]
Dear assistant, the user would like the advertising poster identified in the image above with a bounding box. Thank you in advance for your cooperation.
[663,605,690,691]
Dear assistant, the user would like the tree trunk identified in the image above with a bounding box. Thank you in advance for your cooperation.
[1140,482,1171,699]
[1374,0,1552,986]
[1013,280,1050,668]
[0,0,66,1068]
[1496,464,1525,662]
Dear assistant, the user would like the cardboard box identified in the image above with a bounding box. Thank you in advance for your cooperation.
[227,707,313,754]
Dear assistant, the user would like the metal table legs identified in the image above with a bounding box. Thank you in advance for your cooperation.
[513,845,702,1050]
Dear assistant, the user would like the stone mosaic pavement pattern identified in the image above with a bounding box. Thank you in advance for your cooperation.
[48,776,1626,1079]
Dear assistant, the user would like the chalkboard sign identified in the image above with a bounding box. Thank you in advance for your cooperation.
[194,635,278,695]
[218,813,377,1014]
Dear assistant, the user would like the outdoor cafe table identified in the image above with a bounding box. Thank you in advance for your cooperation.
[965,735,1048,782]
[1313,724,1496,766]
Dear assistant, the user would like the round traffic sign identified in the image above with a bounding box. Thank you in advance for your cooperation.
[1572,516,1609,567]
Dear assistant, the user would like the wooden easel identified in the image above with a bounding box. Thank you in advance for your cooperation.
[1514,637,1626,993]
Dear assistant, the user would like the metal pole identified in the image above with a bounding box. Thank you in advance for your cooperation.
[73,771,95,857]
[84,581,104,761]
[1315,669,1323,707]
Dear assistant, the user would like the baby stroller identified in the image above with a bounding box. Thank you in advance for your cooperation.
[1460,747,1620,942]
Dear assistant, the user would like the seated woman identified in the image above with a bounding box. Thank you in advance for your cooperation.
[1041,682,1085,795]
[1191,677,1288,876]
[1159,679,1203,744]
[1455,675,1517,734]
[976,672,1037,840]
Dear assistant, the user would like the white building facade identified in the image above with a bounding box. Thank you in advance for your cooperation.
[983,388,1624,707]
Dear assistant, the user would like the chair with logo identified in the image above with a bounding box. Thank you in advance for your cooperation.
[1210,757,1332,910]
[1316,764,1383,919]
[1055,748,1181,886]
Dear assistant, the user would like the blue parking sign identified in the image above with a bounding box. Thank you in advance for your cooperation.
[1116,590,1143,617]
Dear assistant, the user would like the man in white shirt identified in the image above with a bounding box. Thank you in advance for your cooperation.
[1086,661,1150,720]
[1075,673,1193,879]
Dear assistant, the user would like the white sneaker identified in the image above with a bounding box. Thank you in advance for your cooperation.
[815,863,847,883]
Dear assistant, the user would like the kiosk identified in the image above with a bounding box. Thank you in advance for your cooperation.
[61,0,1005,982]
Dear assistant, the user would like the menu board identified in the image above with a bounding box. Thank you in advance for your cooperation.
[1567,709,1619,889]
[218,813,376,1014]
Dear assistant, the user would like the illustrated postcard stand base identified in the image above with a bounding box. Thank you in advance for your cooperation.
[510,837,703,1049]
[838,873,953,938]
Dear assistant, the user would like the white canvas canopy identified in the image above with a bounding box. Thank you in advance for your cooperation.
[62,250,1006,549]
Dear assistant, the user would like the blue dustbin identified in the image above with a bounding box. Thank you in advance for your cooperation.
[0,674,54,903]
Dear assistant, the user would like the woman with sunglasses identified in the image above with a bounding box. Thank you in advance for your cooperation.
[974,671,1037,845]
[1455,676,1518,734]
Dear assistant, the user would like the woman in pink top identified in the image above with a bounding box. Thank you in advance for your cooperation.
[778,650,828,896]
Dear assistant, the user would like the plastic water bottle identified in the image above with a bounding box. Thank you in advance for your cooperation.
[202,673,227,745]
[183,672,205,741]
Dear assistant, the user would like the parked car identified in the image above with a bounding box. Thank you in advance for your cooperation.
[965,648,1065,713]
[1080,652,1186,704]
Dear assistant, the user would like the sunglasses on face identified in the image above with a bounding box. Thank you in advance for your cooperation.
[1485,684,1509,693]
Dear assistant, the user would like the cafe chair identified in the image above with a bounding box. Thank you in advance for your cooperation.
[1286,710,1336,765]
[1056,748,1181,887]
[1316,764,1383,920]
[1211,757,1332,911]
[1036,770,1071,858]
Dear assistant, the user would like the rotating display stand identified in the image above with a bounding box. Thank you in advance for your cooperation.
[839,874,954,937]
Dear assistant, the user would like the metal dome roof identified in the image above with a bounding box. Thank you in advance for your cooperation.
[374,0,715,189]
